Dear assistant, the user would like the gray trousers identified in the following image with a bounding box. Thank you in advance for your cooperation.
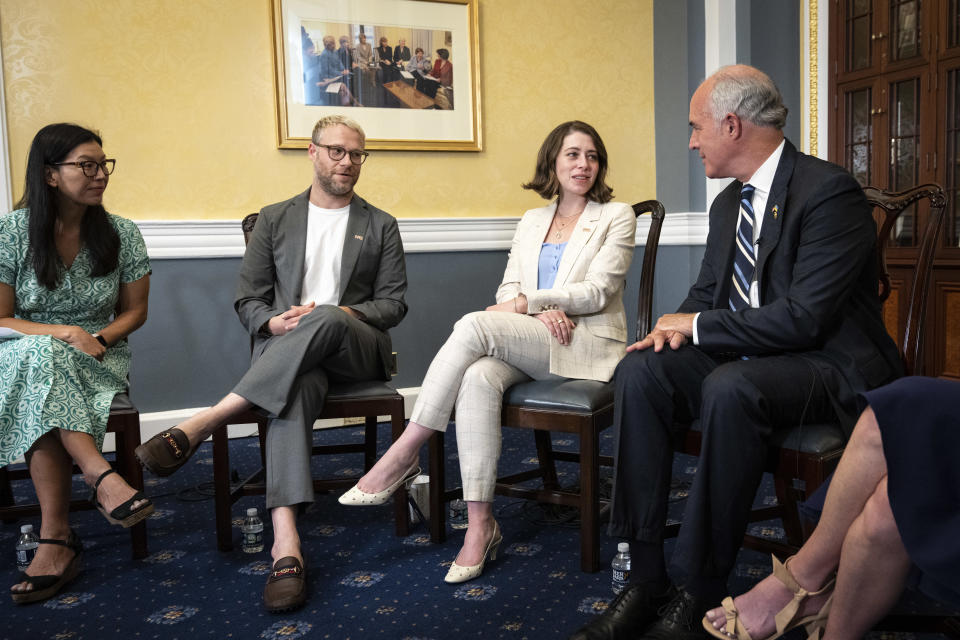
[411,311,556,502]
[232,305,384,509]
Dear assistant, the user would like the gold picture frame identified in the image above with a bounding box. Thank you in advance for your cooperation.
[271,0,482,151]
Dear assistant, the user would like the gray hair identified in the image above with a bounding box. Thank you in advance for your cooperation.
[708,66,788,130]
[312,115,366,145]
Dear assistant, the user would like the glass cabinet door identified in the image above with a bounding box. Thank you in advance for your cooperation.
[890,0,922,61]
[846,0,876,72]
[888,76,922,245]
[946,67,960,247]
[843,86,874,185]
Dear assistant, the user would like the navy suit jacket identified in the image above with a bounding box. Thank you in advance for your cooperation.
[679,140,901,433]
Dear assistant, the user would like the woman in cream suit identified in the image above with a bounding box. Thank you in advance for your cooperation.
[340,121,637,583]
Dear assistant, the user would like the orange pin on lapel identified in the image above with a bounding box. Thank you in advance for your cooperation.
[772,205,779,220]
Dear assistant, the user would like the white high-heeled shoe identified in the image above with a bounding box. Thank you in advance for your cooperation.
[444,521,502,584]
[338,460,421,506]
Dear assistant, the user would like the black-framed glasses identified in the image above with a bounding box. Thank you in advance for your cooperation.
[314,143,369,165]
[52,159,116,177]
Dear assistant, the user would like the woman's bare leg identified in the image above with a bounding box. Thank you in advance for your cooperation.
[58,428,148,514]
[455,500,498,566]
[822,476,910,640]
[10,433,75,594]
[705,407,888,638]
[355,421,433,493]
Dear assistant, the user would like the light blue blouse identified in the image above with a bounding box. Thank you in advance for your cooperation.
[537,242,568,289]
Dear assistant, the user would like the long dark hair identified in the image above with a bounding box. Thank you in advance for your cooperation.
[522,120,613,203]
[15,123,119,290]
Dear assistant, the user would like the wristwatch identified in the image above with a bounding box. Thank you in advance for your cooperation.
[93,333,108,347]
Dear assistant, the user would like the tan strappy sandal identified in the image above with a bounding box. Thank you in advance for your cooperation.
[702,554,834,640]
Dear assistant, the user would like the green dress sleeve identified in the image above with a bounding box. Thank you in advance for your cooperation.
[113,215,151,284]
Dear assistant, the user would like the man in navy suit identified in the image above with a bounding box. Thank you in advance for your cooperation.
[571,65,901,640]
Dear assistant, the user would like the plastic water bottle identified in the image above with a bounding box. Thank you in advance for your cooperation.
[241,508,264,553]
[611,542,631,594]
[16,524,39,571]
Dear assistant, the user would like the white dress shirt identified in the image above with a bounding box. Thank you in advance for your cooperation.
[692,139,786,345]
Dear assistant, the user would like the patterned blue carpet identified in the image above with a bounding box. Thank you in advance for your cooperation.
[2,423,954,640]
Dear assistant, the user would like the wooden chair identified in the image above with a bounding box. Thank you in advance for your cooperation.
[0,393,149,560]
[424,200,666,572]
[669,183,947,556]
[210,213,408,551]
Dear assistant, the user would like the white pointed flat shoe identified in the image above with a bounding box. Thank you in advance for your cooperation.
[444,521,502,584]
[338,461,421,506]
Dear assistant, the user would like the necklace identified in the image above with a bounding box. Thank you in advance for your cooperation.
[551,211,582,241]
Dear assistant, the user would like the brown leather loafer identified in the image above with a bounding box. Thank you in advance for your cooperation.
[135,427,194,477]
[263,556,307,612]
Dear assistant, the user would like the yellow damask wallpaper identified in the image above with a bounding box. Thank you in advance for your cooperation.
[0,0,654,220]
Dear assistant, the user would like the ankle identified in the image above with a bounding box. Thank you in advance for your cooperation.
[788,556,833,593]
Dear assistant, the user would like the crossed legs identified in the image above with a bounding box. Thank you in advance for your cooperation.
[703,406,910,640]
[354,311,551,568]
[139,306,382,575]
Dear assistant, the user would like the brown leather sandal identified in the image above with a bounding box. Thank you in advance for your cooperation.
[263,556,307,612]
[135,427,195,477]
[10,530,83,604]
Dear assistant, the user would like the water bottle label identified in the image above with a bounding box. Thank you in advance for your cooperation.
[612,568,629,583]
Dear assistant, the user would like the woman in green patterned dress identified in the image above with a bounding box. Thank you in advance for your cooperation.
[1,123,153,603]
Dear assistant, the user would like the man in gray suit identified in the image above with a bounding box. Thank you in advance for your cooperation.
[136,114,407,611]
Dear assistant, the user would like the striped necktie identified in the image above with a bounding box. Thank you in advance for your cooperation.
[729,183,756,312]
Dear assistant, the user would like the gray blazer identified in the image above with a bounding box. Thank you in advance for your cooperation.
[234,189,408,378]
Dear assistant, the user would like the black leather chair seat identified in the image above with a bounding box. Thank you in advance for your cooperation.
[502,379,613,413]
[688,419,845,455]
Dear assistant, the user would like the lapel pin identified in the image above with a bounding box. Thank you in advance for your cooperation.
[354,234,363,240]
[772,205,779,220]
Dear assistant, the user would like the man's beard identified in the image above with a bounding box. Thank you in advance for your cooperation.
[317,172,356,197]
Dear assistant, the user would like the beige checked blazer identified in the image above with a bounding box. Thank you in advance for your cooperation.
[496,200,637,382]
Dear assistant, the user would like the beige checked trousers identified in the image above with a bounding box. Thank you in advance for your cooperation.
[410,310,558,502]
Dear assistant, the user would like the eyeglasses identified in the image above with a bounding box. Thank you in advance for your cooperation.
[52,159,116,177]
[313,144,369,165]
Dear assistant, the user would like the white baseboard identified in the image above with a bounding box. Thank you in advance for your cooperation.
[102,386,421,453]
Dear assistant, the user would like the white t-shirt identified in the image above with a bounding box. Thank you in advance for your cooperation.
[301,202,350,306]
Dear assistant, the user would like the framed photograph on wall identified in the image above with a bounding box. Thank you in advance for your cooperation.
[271,0,482,151]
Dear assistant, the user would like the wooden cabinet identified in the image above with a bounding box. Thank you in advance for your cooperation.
[830,0,960,379]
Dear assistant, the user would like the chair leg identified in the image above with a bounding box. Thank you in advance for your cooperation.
[579,425,600,572]
[115,412,148,560]
[363,416,378,471]
[391,409,411,538]
[212,426,234,552]
[533,430,560,491]
[774,473,805,548]
[0,466,16,523]
[428,430,447,544]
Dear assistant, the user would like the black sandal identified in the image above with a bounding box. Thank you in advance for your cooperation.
[10,529,83,604]
[91,468,155,528]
